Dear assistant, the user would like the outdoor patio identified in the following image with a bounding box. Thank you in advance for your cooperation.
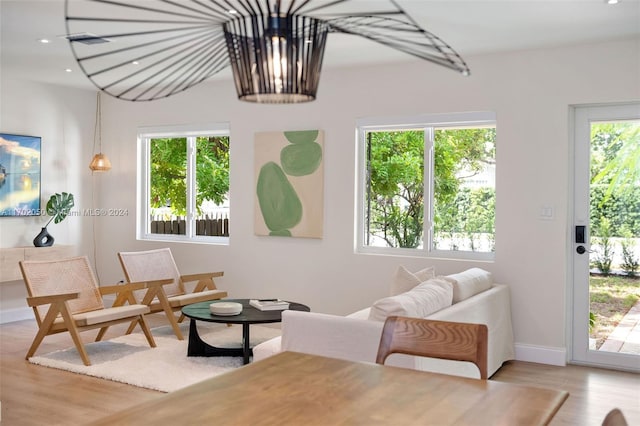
[599,300,640,355]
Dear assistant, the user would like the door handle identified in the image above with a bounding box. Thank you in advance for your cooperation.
[575,226,586,244]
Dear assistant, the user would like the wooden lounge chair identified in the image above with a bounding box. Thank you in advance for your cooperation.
[19,256,170,366]
[117,248,228,340]
[376,316,489,379]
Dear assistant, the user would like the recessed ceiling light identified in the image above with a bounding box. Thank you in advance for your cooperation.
[606,0,619,4]
[38,38,51,44]
[131,61,140,65]
[65,68,73,73]
[227,9,237,14]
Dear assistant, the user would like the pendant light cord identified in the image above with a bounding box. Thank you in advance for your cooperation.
[92,171,102,285]
[92,91,102,284]
[93,92,102,154]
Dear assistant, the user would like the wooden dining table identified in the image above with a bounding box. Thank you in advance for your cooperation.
[89,351,569,426]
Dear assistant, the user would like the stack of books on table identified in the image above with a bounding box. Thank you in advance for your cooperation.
[249,299,290,311]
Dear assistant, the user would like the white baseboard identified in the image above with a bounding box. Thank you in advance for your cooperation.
[515,343,567,366]
[0,307,34,324]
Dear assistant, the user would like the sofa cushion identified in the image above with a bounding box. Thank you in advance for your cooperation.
[443,268,493,303]
[390,265,436,296]
[369,277,453,322]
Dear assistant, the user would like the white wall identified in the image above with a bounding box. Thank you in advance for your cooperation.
[0,80,97,318]
[2,38,639,364]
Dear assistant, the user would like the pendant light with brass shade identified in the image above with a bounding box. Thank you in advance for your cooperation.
[89,91,111,172]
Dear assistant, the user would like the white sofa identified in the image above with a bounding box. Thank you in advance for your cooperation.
[253,268,515,379]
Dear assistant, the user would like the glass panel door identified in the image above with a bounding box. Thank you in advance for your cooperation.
[572,103,640,371]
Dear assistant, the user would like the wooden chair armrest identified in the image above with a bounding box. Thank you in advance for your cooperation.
[26,292,79,307]
[100,284,136,295]
[138,278,175,288]
[180,272,224,283]
[99,279,173,295]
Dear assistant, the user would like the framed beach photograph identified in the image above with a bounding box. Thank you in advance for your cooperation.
[0,132,42,216]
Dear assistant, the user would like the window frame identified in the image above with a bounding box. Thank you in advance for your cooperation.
[137,123,230,245]
[355,112,496,260]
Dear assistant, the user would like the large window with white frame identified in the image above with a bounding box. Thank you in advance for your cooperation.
[356,112,496,259]
[137,123,230,243]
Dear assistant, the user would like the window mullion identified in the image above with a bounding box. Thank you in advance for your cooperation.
[140,137,151,238]
[425,127,435,253]
[365,131,372,247]
[186,137,196,238]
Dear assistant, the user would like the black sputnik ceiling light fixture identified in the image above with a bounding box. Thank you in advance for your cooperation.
[64,0,470,104]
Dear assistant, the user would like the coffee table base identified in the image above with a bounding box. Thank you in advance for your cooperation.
[187,319,253,364]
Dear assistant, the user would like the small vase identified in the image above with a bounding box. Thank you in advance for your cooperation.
[33,227,54,247]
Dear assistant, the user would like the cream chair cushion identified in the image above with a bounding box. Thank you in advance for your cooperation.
[70,304,150,326]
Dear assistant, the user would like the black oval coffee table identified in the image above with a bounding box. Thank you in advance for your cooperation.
[181,299,310,364]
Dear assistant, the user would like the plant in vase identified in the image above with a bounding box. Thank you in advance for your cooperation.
[33,192,75,247]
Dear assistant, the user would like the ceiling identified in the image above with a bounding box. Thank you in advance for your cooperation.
[1,0,639,93]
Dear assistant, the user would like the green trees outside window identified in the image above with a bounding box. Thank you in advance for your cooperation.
[590,122,640,276]
[366,130,425,248]
[150,137,187,216]
[144,130,230,239]
[364,126,496,252]
[150,136,230,215]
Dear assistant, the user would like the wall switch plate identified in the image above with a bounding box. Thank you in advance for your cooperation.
[539,205,554,220]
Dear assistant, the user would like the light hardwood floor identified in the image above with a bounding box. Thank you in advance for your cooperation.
[1,317,638,426]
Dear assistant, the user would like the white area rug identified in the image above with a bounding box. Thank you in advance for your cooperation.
[28,323,281,392]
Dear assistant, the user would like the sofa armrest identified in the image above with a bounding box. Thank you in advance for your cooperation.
[346,307,370,320]
[253,308,374,363]
[253,336,282,362]
[252,310,379,363]
[280,310,383,363]
[427,283,515,377]
[276,310,415,368]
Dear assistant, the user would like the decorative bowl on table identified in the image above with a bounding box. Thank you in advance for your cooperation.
[209,302,243,316]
